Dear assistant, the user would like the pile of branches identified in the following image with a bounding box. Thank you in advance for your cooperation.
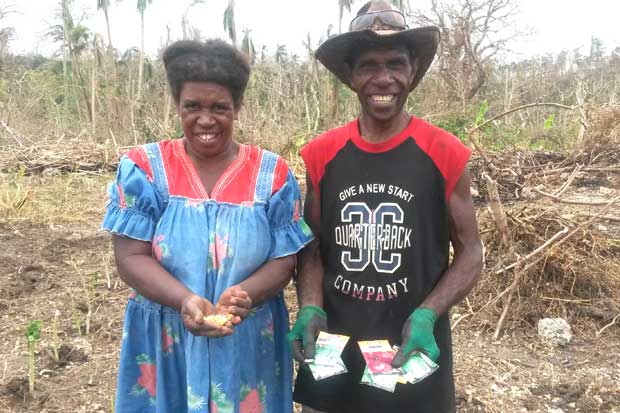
[465,106,620,337]
[1,120,122,174]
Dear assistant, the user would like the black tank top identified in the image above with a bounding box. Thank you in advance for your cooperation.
[294,116,470,412]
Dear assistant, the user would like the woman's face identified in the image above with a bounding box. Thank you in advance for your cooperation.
[176,81,238,159]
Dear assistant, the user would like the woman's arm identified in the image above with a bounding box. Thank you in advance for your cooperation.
[235,255,296,307]
[113,235,244,337]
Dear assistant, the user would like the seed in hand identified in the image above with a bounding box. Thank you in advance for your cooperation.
[203,314,232,326]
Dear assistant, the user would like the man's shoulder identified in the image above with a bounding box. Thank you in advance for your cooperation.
[412,117,462,146]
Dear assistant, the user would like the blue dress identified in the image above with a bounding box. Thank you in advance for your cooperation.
[102,139,313,413]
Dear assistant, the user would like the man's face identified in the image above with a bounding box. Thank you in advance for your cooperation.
[349,47,416,123]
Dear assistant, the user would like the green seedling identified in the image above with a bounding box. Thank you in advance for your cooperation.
[26,320,42,394]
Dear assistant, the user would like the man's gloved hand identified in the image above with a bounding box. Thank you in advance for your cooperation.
[287,305,328,363]
[391,308,440,368]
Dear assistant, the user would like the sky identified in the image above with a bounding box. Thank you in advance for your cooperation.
[3,0,620,61]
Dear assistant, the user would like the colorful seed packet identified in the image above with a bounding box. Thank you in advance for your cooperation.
[358,340,399,375]
[307,332,350,380]
[358,340,401,392]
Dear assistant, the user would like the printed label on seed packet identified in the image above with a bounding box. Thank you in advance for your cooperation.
[308,332,350,380]
[358,340,401,393]
[399,352,439,384]
[358,340,399,375]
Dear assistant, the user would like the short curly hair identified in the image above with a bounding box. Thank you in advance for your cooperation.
[162,39,250,108]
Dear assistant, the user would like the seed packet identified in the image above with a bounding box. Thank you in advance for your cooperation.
[398,352,439,384]
[307,332,350,380]
[360,365,399,393]
[358,340,399,375]
[358,340,401,392]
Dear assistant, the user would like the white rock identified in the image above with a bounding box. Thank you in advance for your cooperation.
[538,318,572,346]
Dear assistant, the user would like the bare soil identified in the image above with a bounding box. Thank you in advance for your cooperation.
[0,173,619,413]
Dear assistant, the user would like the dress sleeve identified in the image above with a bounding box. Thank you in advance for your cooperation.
[266,169,314,260]
[101,156,164,242]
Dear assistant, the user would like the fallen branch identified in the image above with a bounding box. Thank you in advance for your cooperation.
[532,189,618,206]
[596,312,620,337]
[553,164,582,197]
[495,227,569,274]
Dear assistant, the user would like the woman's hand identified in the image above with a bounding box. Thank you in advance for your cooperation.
[181,294,234,337]
[216,285,253,325]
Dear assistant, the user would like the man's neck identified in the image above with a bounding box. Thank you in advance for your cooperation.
[358,111,411,143]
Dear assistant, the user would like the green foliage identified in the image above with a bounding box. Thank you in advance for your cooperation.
[543,114,555,130]
[474,100,489,128]
[434,116,469,141]
[26,320,42,343]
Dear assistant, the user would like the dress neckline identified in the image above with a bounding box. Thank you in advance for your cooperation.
[174,138,248,200]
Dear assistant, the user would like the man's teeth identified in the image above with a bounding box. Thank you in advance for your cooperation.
[371,95,395,102]
[198,133,216,142]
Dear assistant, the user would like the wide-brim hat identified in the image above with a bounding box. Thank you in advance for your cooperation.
[315,1,440,92]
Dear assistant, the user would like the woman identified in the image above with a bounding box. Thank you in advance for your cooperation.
[102,39,313,413]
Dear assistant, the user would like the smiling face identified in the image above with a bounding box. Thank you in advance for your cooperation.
[349,47,416,124]
[177,81,238,159]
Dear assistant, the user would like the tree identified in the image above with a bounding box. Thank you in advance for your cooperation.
[387,0,409,13]
[0,4,15,61]
[136,0,153,103]
[47,0,93,121]
[275,44,287,65]
[241,29,255,64]
[338,0,355,34]
[412,0,521,107]
[96,0,113,49]
[223,0,236,46]
[181,0,205,40]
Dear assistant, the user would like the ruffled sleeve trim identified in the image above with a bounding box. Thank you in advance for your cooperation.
[268,217,314,260]
[101,204,156,242]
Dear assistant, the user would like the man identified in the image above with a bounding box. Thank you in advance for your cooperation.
[288,1,483,412]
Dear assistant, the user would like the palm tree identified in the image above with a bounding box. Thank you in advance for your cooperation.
[241,29,255,64]
[338,0,355,33]
[275,44,287,65]
[223,0,236,46]
[96,0,113,49]
[136,0,153,103]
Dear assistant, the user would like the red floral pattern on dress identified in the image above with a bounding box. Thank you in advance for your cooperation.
[209,233,231,271]
[239,389,263,413]
[162,327,174,353]
[153,235,170,261]
[133,354,157,400]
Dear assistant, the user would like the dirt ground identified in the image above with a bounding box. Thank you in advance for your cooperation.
[0,173,619,413]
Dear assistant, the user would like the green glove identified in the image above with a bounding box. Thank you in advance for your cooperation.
[391,308,440,368]
[287,305,328,363]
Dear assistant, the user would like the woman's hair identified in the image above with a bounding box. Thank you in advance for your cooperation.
[162,39,250,108]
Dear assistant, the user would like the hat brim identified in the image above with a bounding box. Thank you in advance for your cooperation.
[314,26,440,92]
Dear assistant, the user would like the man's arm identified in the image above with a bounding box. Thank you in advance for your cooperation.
[295,173,324,307]
[420,167,483,316]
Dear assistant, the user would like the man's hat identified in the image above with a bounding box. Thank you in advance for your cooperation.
[315,1,440,91]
